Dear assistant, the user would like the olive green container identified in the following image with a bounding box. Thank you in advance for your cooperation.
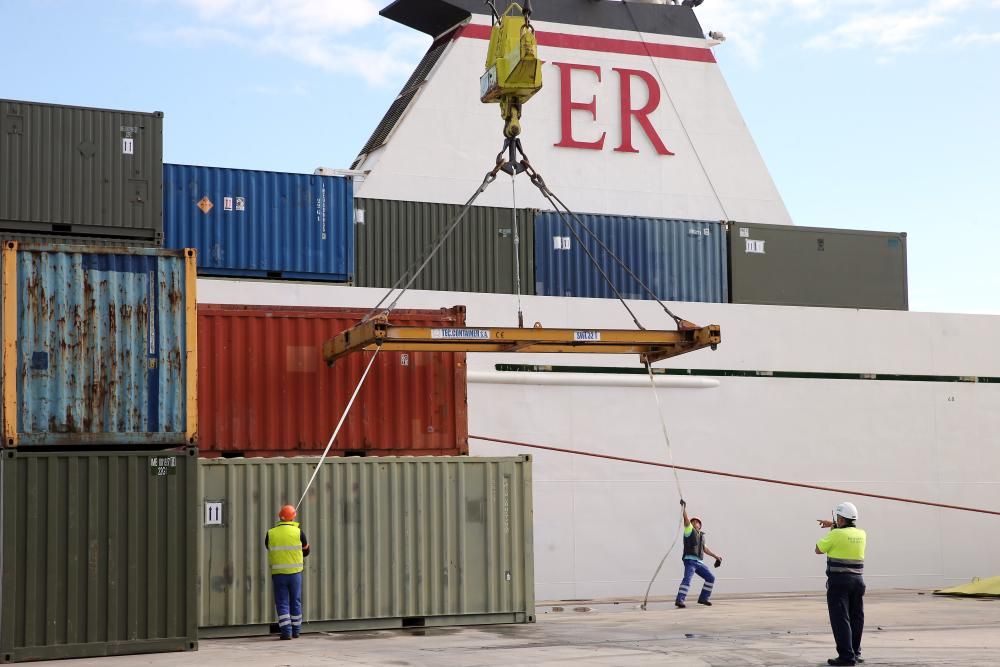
[354,198,535,295]
[198,456,535,637]
[0,448,199,663]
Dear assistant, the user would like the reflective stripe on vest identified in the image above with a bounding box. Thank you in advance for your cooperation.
[827,557,865,575]
[267,522,304,575]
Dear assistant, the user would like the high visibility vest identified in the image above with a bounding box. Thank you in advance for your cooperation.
[817,526,866,576]
[267,521,304,575]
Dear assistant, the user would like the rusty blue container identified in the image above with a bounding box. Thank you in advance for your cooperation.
[1,242,198,447]
[163,164,353,281]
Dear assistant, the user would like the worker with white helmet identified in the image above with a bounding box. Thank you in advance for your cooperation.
[815,501,867,666]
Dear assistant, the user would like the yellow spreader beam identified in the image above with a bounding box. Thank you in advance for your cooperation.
[323,316,721,366]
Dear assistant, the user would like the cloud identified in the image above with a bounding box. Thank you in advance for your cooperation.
[805,0,997,52]
[155,0,429,86]
[953,31,1000,45]
[687,0,997,62]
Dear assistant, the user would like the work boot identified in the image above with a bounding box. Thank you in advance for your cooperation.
[827,659,856,666]
[855,658,864,664]
[674,601,686,608]
[697,599,712,606]
[280,635,292,641]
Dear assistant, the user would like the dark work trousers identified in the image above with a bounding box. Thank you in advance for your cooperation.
[272,572,303,637]
[827,573,865,661]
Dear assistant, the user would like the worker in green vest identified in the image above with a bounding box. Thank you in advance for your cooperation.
[265,504,311,639]
[815,501,867,666]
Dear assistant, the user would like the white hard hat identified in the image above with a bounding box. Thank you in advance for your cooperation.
[834,501,858,521]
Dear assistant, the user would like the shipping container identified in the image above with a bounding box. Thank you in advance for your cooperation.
[0,448,198,663]
[197,304,468,457]
[164,164,353,281]
[198,455,534,636]
[534,212,728,303]
[1,242,197,447]
[728,222,908,310]
[0,232,160,249]
[355,198,534,294]
[0,99,163,241]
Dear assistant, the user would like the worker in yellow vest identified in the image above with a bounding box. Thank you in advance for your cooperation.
[265,505,311,639]
[815,501,867,666]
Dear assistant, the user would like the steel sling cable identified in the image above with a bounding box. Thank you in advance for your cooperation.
[541,182,686,327]
[360,164,503,323]
[295,347,382,511]
[528,175,647,330]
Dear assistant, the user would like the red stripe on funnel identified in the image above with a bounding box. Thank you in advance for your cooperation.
[457,23,716,64]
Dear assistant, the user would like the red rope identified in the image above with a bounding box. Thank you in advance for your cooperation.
[470,435,1000,517]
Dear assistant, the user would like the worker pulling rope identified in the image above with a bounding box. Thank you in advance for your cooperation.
[470,435,1000,517]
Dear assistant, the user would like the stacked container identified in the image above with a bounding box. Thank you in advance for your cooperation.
[534,212,728,303]
[163,164,353,282]
[196,304,469,457]
[0,242,201,662]
[0,99,199,663]
[0,99,164,244]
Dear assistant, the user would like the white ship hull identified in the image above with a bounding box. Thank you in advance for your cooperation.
[201,278,1000,600]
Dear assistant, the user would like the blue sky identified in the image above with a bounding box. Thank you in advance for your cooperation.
[1,0,998,314]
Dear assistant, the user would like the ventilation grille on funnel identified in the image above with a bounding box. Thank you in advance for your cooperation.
[353,35,451,169]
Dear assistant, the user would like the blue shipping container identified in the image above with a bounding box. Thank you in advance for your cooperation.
[534,213,728,303]
[163,164,353,281]
[1,242,197,447]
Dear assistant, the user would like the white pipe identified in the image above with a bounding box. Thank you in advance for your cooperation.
[468,371,720,389]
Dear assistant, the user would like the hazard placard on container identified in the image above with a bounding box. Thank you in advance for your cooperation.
[197,196,214,214]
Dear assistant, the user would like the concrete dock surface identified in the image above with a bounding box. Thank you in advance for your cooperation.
[49,590,999,666]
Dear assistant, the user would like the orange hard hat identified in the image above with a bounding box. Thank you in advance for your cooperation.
[279,505,297,521]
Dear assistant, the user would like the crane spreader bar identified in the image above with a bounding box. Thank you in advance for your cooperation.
[322,315,721,365]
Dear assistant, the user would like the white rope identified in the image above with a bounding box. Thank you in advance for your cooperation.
[640,360,686,610]
[295,347,382,510]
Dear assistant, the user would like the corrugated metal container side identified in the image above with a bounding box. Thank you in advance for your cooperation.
[534,212,728,303]
[197,304,468,456]
[198,456,534,636]
[0,448,198,663]
[728,222,908,310]
[0,242,198,447]
[164,164,353,281]
[355,199,534,294]
[0,99,163,241]
[0,233,161,249]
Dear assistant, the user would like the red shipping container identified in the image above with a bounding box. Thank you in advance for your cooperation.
[197,304,469,457]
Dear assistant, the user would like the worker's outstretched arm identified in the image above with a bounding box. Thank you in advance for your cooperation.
[680,498,690,526]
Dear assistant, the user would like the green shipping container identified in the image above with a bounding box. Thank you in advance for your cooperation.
[0,448,199,663]
[199,456,535,636]
[728,222,908,310]
[355,198,535,295]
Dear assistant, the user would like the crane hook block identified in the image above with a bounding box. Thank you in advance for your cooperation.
[480,3,543,137]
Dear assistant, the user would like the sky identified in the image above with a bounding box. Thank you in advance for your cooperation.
[1,0,998,314]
